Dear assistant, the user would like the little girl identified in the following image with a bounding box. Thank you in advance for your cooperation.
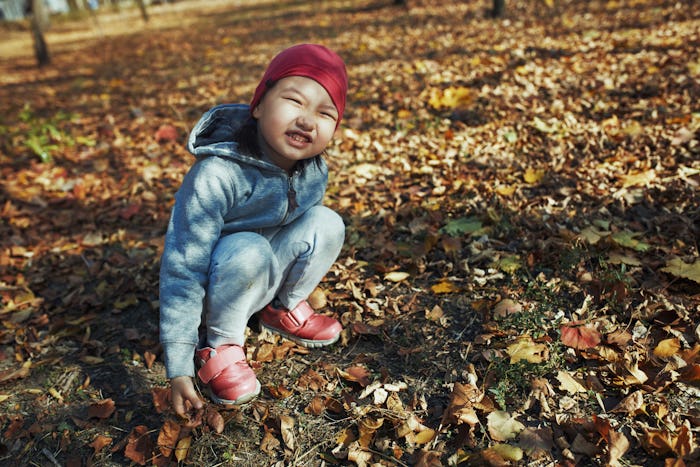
[159,44,348,416]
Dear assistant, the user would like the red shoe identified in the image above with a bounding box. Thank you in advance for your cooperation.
[260,300,342,348]
[196,344,260,405]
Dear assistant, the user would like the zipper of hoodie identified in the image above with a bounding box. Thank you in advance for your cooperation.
[282,170,299,224]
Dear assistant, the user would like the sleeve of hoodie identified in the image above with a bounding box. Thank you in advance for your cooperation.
[159,156,235,379]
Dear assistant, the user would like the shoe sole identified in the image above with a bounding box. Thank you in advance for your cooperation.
[260,322,340,348]
[206,380,261,406]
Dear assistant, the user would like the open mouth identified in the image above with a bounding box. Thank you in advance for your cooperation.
[287,131,312,144]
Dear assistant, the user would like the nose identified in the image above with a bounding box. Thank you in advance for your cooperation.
[296,112,314,131]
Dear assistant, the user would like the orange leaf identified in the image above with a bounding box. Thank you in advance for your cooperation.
[155,124,178,143]
[339,366,371,387]
[680,364,700,386]
[89,434,112,454]
[151,387,171,414]
[88,399,116,419]
[653,338,681,358]
[560,322,601,350]
[157,419,180,458]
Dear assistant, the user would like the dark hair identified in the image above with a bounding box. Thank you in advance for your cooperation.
[235,117,261,158]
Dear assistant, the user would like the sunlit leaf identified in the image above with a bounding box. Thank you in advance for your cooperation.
[661,257,700,284]
[560,322,601,350]
[431,278,461,294]
[653,338,681,358]
[487,411,525,441]
[506,336,549,363]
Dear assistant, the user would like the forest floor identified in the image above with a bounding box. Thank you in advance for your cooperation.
[0,0,699,465]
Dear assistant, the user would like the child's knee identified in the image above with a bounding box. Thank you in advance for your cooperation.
[210,233,274,278]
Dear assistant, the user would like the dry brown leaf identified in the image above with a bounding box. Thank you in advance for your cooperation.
[280,415,296,451]
[151,387,171,414]
[89,434,112,454]
[124,425,154,466]
[260,428,281,454]
[358,416,383,448]
[88,398,116,419]
[556,370,587,394]
[206,409,225,434]
[610,390,645,415]
[493,298,522,319]
[338,365,371,387]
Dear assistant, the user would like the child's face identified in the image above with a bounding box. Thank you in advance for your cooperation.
[252,76,339,171]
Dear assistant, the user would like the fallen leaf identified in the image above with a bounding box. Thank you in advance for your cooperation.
[384,271,410,282]
[661,257,700,284]
[124,425,154,466]
[0,360,31,384]
[487,411,525,441]
[89,434,112,454]
[155,124,179,143]
[610,390,645,415]
[280,415,296,451]
[556,370,587,394]
[653,338,681,358]
[157,419,180,458]
[560,322,601,350]
[493,298,522,319]
[206,409,225,434]
[88,399,116,419]
[430,278,461,294]
[174,435,191,462]
[506,336,549,363]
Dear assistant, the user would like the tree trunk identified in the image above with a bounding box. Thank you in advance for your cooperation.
[135,0,149,23]
[28,0,50,66]
[491,0,505,17]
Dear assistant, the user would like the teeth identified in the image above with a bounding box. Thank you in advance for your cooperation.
[290,133,308,142]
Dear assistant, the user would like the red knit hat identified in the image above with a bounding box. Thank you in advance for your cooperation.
[250,44,348,127]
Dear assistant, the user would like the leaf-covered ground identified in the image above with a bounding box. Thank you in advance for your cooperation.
[1,0,699,465]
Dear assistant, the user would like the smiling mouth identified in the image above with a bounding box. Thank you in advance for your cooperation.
[287,131,311,143]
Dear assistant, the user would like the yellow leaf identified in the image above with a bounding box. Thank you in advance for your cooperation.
[431,279,461,294]
[661,257,700,284]
[174,436,191,462]
[414,428,436,444]
[489,443,524,461]
[495,184,516,196]
[506,336,549,363]
[428,86,472,110]
[621,169,655,188]
[523,168,545,184]
[653,338,681,358]
[0,394,11,403]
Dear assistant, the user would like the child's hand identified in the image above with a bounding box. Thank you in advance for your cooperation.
[170,376,204,417]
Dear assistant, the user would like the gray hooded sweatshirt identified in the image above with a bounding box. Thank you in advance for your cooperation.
[159,104,329,378]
